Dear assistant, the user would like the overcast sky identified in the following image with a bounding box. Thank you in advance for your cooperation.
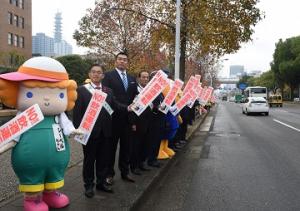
[32,0,300,77]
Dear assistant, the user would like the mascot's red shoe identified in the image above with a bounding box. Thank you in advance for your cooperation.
[24,196,48,211]
[43,191,69,208]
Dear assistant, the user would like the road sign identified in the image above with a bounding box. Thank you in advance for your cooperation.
[238,83,248,90]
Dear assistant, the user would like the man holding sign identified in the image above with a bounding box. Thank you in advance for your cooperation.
[73,64,128,197]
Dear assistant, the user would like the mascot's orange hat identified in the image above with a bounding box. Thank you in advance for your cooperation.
[0,56,69,82]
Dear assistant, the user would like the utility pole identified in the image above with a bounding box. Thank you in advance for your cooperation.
[174,0,181,79]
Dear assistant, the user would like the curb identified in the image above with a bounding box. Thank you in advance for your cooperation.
[130,112,208,211]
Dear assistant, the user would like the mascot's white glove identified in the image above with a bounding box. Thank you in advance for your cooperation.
[0,141,17,154]
[69,129,84,138]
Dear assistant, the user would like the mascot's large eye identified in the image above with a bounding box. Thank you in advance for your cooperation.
[59,92,64,99]
[26,91,33,98]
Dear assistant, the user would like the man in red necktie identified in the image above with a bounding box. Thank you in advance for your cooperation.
[73,64,127,198]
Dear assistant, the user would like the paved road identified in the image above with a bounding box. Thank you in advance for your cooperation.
[137,102,300,211]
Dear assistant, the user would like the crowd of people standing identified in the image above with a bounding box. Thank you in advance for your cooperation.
[73,52,197,198]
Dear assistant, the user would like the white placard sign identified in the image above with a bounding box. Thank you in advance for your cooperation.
[202,87,214,105]
[159,79,184,114]
[182,76,198,95]
[170,88,196,116]
[188,83,203,108]
[132,71,169,116]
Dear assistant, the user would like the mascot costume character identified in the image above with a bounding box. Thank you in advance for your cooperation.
[0,57,81,211]
[158,74,181,159]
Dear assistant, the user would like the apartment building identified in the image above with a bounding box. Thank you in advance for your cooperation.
[0,0,32,66]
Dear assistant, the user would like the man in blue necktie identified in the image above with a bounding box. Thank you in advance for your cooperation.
[102,52,138,184]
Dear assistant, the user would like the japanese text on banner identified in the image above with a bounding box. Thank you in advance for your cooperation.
[135,70,167,101]
[159,79,184,114]
[171,88,196,116]
[0,104,44,148]
[132,74,168,116]
[74,91,107,145]
[199,87,207,105]
[182,76,198,95]
[202,87,214,103]
[188,83,203,108]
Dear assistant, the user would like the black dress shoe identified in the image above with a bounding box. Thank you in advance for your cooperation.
[139,165,151,171]
[84,187,94,198]
[131,168,142,175]
[179,140,187,144]
[96,183,114,193]
[170,146,179,152]
[105,177,113,186]
[121,174,135,183]
[175,143,184,149]
[148,161,161,168]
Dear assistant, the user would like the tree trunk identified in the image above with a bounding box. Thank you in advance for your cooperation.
[290,84,295,100]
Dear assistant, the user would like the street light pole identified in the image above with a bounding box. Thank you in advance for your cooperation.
[174,0,181,79]
[208,72,212,87]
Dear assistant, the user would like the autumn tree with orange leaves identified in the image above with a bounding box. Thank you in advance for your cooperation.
[74,0,263,80]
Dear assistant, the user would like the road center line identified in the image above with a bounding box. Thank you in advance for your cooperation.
[273,119,300,132]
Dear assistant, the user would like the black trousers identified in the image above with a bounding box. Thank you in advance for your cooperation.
[177,121,188,141]
[107,122,131,177]
[147,114,165,163]
[130,127,150,169]
[82,132,110,189]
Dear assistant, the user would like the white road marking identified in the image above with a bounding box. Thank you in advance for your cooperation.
[200,116,214,132]
[273,109,288,113]
[273,119,300,132]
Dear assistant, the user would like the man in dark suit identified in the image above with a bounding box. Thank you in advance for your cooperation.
[102,52,138,183]
[147,71,167,168]
[129,71,152,174]
[73,64,127,198]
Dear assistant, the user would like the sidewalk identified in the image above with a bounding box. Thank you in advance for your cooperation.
[0,113,208,211]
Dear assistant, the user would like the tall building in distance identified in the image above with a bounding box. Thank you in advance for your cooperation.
[0,0,32,66]
[54,12,62,42]
[32,11,72,57]
[229,65,245,78]
[53,11,72,56]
